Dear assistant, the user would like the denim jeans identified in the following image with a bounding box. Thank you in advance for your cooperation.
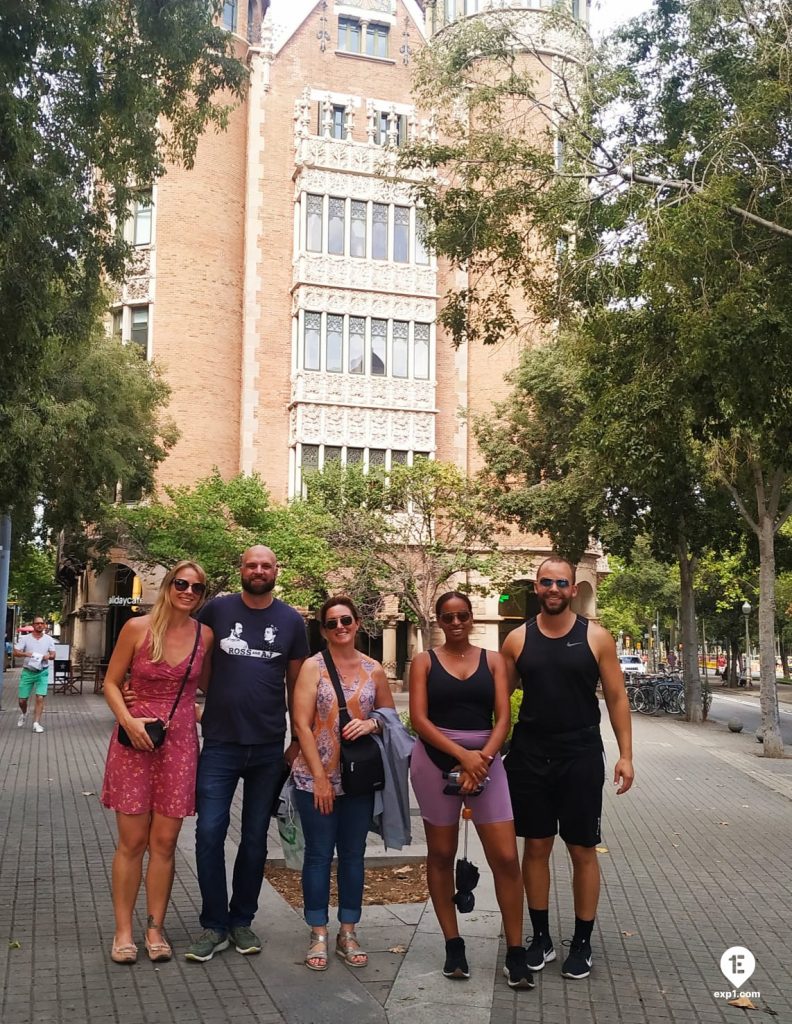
[195,740,285,932]
[294,788,374,927]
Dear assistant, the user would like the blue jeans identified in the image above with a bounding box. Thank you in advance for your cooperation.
[294,788,374,927]
[195,740,285,932]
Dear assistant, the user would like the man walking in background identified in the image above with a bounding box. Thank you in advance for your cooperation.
[14,617,56,733]
[502,555,634,980]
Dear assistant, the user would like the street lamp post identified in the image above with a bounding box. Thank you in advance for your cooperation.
[651,623,658,672]
[741,601,752,687]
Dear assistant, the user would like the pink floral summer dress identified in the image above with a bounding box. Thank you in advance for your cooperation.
[101,628,205,818]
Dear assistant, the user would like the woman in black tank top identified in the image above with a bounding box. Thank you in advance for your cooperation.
[409,592,533,988]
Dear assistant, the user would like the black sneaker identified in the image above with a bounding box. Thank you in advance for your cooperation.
[561,939,592,979]
[442,937,470,979]
[503,946,536,989]
[525,933,556,972]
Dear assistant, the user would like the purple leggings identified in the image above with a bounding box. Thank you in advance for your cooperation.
[410,729,514,826]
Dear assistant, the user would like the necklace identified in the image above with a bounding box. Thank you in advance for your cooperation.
[446,647,471,660]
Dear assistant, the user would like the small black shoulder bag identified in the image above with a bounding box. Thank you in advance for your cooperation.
[321,648,384,796]
[117,621,201,750]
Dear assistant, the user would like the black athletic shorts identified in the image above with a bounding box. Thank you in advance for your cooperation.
[505,727,605,848]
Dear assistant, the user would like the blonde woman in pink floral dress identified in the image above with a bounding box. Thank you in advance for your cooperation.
[102,561,213,965]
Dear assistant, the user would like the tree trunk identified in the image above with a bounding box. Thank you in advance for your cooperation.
[780,635,790,679]
[757,510,784,756]
[677,536,702,722]
[728,639,741,687]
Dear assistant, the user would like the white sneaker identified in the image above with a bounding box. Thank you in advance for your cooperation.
[17,713,27,728]
[33,722,44,734]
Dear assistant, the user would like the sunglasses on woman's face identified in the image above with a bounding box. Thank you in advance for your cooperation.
[439,610,471,624]
[324,614,354,630]
[172,578,206,596]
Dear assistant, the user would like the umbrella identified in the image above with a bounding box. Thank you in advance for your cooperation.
[452,807,479,914]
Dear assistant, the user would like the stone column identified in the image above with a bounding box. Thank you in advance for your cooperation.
[78,604,108,678]
[382,616,399,690]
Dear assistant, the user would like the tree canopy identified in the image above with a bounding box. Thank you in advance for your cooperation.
[0,0,248,533]
[100,472,335,609]
[303,460,505,648]
[403,0,792,747]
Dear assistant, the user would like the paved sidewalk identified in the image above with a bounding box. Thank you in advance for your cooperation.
[1,678,791,1023]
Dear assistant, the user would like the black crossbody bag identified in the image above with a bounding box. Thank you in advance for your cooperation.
[321,648,385,796]
[117,621,201,750]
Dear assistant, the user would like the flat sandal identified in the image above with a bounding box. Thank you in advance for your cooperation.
[305,931,328,971]
[145,919,172,962]
[145,936,172,963]
[111,942,138,965]
[336,930,368,968]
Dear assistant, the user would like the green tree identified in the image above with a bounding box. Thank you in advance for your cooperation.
[303,460,505,651]
[8,543,61,622]
[596,544,678,653]
[404,2,792,749]
[0,0,247,529]
[101,472,336,609]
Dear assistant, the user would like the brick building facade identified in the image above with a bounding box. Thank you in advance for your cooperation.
[62,0,605,679]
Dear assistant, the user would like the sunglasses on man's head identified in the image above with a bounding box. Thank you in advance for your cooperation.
[324,614,354,630]
[439,610,471,624]
[172,578,206,595]
[537,577,571,589]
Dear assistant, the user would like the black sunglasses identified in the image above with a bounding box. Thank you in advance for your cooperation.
[324,614,354,630]
[172,578,206,596]
[439,610,471,624]
[538,577,571,589]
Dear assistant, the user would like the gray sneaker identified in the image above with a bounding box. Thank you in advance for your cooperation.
[230,925,262,955]
[184,929,229,963]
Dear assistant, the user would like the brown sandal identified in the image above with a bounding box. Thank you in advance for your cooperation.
[336,930,368,968]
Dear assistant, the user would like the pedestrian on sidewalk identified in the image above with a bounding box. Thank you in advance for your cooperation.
[409,592,533,990]
[501,555,634,981]
[14,616,56,733]
[184,545,309,964]
[291,595,396,971]
[102,560,212,965]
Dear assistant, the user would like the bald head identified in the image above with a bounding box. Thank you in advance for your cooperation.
[240,546,278,597]
[241,545,277,567]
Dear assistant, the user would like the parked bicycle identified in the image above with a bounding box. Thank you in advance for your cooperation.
[628,674,683,715]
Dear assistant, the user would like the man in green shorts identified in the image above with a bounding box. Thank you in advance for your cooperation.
[15,617,56,733]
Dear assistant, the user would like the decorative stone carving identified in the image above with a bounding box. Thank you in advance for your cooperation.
[291,369,435,410]
[112,247,152,305]
[293,286,436,323]
[294,137,429,186]
[293,253,436,298]
[291,401,436,450]
[337,0,395,12]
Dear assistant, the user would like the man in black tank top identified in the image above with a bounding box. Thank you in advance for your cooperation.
[501,556,634,981]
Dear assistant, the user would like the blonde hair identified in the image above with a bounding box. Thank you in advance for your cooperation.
[149,560,207,662]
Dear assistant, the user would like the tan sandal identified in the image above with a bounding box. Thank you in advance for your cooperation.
[145,936,173,962]
[305,931,328,971]
[145,919,172,962]
[111,942,138,964]
[336,930,368,968]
